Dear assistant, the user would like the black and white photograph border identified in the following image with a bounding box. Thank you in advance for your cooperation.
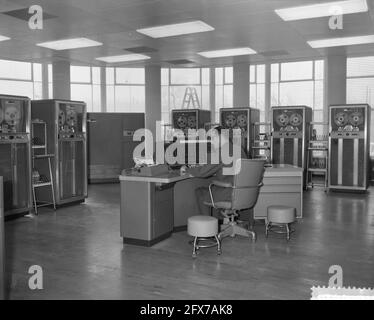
[0,0,373,306]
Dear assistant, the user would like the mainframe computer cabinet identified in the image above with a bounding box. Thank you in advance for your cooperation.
[31,99,87,205]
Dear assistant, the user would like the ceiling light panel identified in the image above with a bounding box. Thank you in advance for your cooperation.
[198,47,256,58]
[0,35,10,42]
[95,54,151,63]
[37,38,103,50]
[275,0,368,21]
[308,34,374,48]
[137,20,214,38]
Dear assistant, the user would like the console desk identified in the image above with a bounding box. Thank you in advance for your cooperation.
[119,164,303,246]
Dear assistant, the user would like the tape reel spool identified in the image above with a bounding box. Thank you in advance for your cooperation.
[349,112,364,127]
[187,115,196,128]
[4,104,21,126]
[176,115,187,129]
[289,113,303,127]
[334,112,348,127]
[66,107,77,127]
[237,114,247,128]
[275,113,289,127]
[224,114,237,128]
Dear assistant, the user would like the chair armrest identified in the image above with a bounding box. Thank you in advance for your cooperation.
[232,182,264,190]
[210,180,233,188]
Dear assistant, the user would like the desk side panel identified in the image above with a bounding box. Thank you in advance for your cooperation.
[151,184,174,239]
[120,181,151,241]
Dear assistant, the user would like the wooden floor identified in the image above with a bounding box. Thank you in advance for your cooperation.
[4,184,374,300]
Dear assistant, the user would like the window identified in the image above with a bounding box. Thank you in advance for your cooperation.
[215,67,233,122]
[161,68,210,124]
[347,56,374,156]
[249,64,266,122]
[106,68,145,113]
[70,65,101,112]
[0,59,43,99]
[271,60,324,123]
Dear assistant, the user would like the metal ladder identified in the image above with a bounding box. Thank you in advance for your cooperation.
[31,120,56,214]
[181,87,201,109]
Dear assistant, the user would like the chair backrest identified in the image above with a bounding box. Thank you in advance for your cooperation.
[231,159,265,211]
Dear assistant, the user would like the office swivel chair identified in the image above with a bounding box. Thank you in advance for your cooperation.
[204,159,265,241]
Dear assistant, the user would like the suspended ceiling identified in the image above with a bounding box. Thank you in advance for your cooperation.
[1,0,374,67]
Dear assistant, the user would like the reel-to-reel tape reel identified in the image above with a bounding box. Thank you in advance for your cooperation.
[271,106,313,172]
[58,105,79,133]
[0,100,23,133]
[220,107,259,154]
[275,111,303,132]
[333,110,364,131]
[172,109,211,132]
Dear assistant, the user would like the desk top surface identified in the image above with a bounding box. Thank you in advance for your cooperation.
[119,164,302,183]
[119,171,191,183]
[264,164,303,177]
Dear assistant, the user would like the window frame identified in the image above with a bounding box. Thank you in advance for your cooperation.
[161,67,211,124]
[70,65,101,112]
[105,67,146,113]
[271,59,325,122]
[0,59,43,99]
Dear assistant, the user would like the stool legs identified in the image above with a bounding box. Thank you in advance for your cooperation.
[265,222,294,241]
[191,235,221,258]
[192,237,198,258]
[286,224,291,241]
[215,235,221,255]
[265,222,270,238]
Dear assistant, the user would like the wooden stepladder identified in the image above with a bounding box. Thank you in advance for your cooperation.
[181,87,201,109]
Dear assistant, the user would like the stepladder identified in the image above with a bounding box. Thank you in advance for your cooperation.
[181,87,201,109]
[31,120,56,214]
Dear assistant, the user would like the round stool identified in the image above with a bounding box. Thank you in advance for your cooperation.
[266,206,296,241]
[187,215,221,258]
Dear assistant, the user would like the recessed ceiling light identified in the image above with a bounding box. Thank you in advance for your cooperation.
[36,38,103,50]
[275,0,368,21]
[198,47,257,58]
[136,20,214,38]
[308,34,374,48]
[95,54,151,63]
[0,35,11,42]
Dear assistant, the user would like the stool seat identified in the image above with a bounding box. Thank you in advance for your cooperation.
[267,205,296,224]
[188,215,218,238]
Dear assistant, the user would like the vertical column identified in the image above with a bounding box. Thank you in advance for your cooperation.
[209,67,216,123]
[233,63,250,107]
[41,63,49,99]
[325,55,347,117]
[52,60,71,100]
[100,67,107,112]
[265,63,271,123]
[145,65,161,157]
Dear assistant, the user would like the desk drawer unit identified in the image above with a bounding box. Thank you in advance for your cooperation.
[254,175,303,220]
